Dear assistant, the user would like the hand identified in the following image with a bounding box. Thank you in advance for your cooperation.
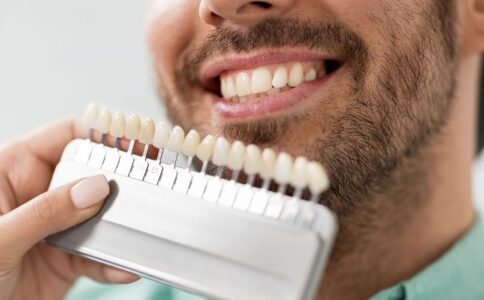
[0,119,139,300]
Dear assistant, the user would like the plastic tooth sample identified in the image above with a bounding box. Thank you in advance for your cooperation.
[227,141,245,171]
[212,137,231,167]
[273,152,293,187]
[306,161,330,201]
[291,156,308,195]
[153,121,171,149]
[82,103,99,130]
[243,145,261,183]
[95,107,112,135]
[196,135,216,173]
[260,148,277,181]
[138,118,155,145]
[181,129,200,170]
[125,113,141,140]
[181,129,201,158]
[166,126,185,153]
[110,111,126,138]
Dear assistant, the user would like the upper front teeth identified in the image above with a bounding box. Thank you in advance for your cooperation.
[220,61,324,100]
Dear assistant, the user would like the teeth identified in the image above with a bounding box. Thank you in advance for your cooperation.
[227,141,245,170]
[304,67,317,82]
[83,103,98,129]
[95,107,111,134]
[221,77,237,99]
[243,144,261,175]
[152,121,171,149]
[225,77,237,98]
[81,105,331,196]
[259,148,276,180]
[273,152,293,185]
[220,61,327,100]
[236,72,251,97]
[212,137,231,166]
[251,67,272,94]
[291,156,308,189]
[196,135,216,161]
[138,118,155,145]
[181,129,201,157]
[110,111,126,138]
[306,161,330,195]
[272,67,288,88]
[125,113,141,140]
[288,62,304,87]
[166,126,185,152]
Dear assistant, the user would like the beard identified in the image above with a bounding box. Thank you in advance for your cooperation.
[161,0,457,220]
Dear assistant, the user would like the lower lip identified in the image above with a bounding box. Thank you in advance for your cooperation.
[211,74,333,121]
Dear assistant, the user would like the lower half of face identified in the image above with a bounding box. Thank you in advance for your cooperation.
[147,0,457,214]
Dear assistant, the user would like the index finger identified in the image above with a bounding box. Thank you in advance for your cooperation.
[20,117,87,167]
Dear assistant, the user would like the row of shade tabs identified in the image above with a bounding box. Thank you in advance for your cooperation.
[83,103,329,201]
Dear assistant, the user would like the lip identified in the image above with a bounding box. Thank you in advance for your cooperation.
[199,48,341,88]
[211,72,336,121]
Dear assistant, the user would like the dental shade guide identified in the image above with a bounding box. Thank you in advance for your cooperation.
[45,103,337,300]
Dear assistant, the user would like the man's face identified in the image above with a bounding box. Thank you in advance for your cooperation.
[146,0,456,213]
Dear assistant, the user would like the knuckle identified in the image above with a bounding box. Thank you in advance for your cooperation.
[32,193,61,222]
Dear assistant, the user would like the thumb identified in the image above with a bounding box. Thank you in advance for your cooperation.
[0,175,109,258]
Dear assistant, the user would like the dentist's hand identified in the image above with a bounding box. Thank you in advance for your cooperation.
[0,119,139,300]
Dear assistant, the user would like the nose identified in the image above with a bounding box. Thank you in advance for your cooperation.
[199,0,296,27]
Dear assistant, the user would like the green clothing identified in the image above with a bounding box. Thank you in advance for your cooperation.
[66,216,484,300]
[371,215,484,300]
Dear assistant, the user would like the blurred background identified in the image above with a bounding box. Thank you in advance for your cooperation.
[0,0,163,144]
[0,2,483,206]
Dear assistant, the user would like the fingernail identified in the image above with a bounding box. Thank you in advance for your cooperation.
[71,175,110,209]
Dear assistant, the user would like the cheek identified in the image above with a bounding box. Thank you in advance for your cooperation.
[146,1,198,86]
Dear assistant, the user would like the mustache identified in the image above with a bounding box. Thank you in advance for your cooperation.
[179,17,369,85]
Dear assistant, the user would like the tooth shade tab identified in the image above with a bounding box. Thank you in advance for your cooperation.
[166,126,185,152]
[273,152,293,185]
[196,134,216,161]
[306,161,330,195]
[212,137,231,166]
[243,144,261,175]
[260,148,277,179]
[110,111,126,138]
[153,121,171,149]
[291,156,308,189]
[125,114,141,140]
[83,103,98,129]
[181,129,201,157]
[138,118,155,145]
[95,107,112,134]
[228,141,245,170]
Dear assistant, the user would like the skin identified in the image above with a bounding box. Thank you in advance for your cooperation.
[0,1,482,299]
[146,0,484,299]
[0,120,139,300]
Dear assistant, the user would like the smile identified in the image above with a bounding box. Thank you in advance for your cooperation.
[200,49,343,120]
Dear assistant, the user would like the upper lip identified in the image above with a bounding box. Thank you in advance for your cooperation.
[199,48,342,92]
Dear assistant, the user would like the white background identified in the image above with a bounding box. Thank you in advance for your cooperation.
[0,1,482,210]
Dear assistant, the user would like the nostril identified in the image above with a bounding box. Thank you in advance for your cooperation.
[251,1,272,9]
